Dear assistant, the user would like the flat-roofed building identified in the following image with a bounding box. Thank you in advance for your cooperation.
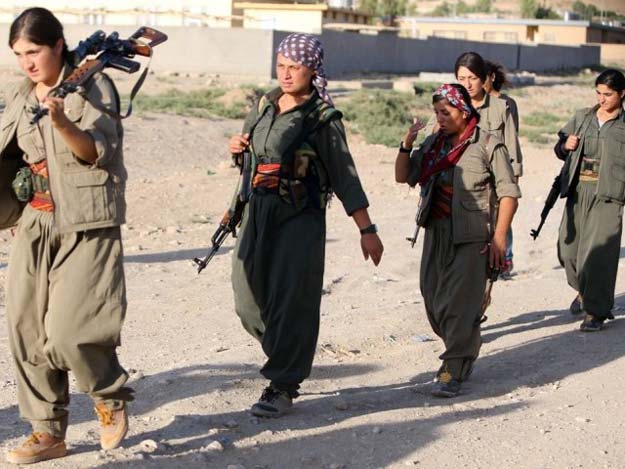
[397,17,625,45]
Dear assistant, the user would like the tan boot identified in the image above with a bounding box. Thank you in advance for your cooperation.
[95,402,128,450]
[6,433,67,464]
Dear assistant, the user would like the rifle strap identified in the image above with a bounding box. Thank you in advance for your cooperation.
[80,44,152,121]
[119,46,152,119]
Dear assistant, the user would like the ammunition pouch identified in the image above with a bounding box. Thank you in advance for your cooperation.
[12,167,49,202]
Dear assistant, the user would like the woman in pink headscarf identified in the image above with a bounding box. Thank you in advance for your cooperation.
[228,33,383,417]
[396,84,520,397]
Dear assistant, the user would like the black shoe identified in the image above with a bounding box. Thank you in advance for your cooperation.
[431,372,461,398]
[580,313,604,332]
[251,386,293,418]
[570,295,583,315]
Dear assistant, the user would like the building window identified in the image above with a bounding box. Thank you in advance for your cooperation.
[482,31,518,43]
[543,32,556,43]
[433,30,467,39]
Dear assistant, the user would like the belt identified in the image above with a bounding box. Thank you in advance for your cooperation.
[252,163,281,190]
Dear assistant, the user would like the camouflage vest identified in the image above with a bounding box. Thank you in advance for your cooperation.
[250,94,341,210]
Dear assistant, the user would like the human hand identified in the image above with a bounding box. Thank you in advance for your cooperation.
[480,232,507,270]
[401,118,426,150]
[229,133,250,154]
[361,233,384,266]
[564,135,580,151]
[43,96,70,130]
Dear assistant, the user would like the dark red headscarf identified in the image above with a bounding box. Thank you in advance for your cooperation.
[418,84,478,185]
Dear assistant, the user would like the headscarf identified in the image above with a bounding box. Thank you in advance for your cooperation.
[417,84,478,185]
[277,33,333,105]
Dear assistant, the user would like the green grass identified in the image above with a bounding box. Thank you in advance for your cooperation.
[520,111,566,145]
[340,89,430,147]
[130,86,265,120]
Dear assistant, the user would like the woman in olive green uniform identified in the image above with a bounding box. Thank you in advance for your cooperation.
[396,84,520,397]
[1,8,131,464]
[555,69,625,332]
[228,33,383,417]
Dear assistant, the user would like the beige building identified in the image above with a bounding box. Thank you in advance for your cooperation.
[0,1,237,27]
[397,17,625,45]
[1,1,370,32]
[234,2,370,34]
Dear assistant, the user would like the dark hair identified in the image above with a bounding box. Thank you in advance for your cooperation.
[454,51,487,83]
[595,69,625,94]
[432,83,480,123]
[9,7,68,59]
[485,60,508,92]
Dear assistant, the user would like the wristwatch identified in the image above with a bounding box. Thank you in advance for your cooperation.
[399,141,412,154]
[360,223,378,235]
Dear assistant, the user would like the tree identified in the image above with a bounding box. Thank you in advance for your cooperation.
[475,0,492,13]
[432,1,452,17]
[520,0,537,18]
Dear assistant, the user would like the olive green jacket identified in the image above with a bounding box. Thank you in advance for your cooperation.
[556,106,625,203]
[407,126,521,244]
[0,69,126,232]
[424,94,523,177]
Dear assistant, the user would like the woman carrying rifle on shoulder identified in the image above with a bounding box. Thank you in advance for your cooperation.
[1,8,132,463]
[555,69,625,332]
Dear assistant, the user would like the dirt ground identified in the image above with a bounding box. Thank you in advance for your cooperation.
[0,70,624,469]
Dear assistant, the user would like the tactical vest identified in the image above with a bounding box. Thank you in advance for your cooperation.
[247,94,342,210]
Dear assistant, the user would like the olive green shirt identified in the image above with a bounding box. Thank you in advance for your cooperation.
[0,65,126,232]
[557,106,625,203]
[244,88,369,215]
[407,126,521,244]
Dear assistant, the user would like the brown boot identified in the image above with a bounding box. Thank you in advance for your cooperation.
[6,433,67,464]
[95,402,128,450]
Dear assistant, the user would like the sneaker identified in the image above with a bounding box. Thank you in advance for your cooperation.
[250,386,293,418]
[570,294,583,315]
[95,402,129,450]
[6,433,67,464]
[580,314,604,332]
[431,371,461,398]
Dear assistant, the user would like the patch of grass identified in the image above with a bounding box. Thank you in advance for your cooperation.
[522,111,561,128]
[520,111,566,145]
[130,86,264,119]
[341,89,429,147]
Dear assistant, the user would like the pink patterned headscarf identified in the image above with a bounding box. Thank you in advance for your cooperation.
[433,84,472,115]
[277,33,333,105]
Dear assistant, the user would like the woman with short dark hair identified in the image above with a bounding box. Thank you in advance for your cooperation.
[2,7,132,463]
[395,84,520,397]
[555,69,625,331]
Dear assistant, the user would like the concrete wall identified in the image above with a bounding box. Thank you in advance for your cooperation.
[0,25,601,79]
[601,44,625,66]
[243,9,323,34]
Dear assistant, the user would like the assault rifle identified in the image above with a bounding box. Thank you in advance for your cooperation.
[30,27,168,124]
[193,201,245,274]
[194,151,252,274]
[530,174,562,240]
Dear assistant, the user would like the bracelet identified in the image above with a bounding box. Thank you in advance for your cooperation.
[399,141,412,154]
[360,223,378,235]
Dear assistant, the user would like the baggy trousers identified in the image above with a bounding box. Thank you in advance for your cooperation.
[558,182,623,319]
[6,205,130,438]
[420,217,487,381]
[232,194,325,392]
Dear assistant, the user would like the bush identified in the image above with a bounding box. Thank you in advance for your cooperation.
[340,89,429,147]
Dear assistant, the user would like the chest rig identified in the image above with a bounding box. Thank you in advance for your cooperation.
[245,94,341,210]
